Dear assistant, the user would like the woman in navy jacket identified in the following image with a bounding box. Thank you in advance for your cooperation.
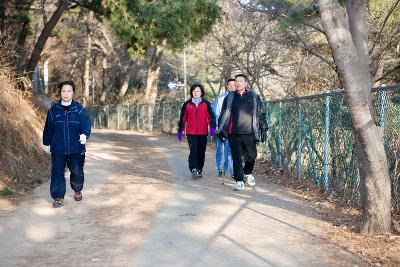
[178,84,216,178]
[43,80,91,208]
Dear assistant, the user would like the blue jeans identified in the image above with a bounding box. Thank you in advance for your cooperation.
[215,138,233,176]
[50,153,85,199]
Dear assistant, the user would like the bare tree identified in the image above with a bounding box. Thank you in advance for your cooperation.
[83,10,93,104]
[143,43,165,104]
[25,0,69,75]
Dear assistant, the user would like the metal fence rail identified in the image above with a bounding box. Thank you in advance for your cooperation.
[87,86,400,209]
[88,102,182,133]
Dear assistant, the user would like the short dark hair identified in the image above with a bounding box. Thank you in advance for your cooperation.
[226,78,235,84]
[190,83,205,97]
[234,74,248,82]
[58,80,76,93]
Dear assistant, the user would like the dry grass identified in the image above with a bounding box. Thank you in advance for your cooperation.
[0,41,49,200]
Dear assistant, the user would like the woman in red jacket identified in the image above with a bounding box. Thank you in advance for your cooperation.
[178,84,216,178]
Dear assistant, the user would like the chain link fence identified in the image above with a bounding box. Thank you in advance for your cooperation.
[88,86,400,209]
[88,102,182,133]
[266,85,400,209]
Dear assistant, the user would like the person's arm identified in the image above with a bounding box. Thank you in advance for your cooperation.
[178,102,188,133]
[43,110,53,146]
[257,96,268,142]
[257,96,268,130]
[206,100,216,129]
[79,108,92,138]
[218,96,228,128]
[212,96,218,116]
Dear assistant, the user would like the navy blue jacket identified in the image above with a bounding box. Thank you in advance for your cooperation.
[43,100,91,154]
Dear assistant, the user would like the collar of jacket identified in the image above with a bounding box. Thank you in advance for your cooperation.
[55,100,78,111]
[235,89,248,96]
[187,98,206,104]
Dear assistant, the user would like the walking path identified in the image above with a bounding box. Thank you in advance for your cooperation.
[0,130,364,266]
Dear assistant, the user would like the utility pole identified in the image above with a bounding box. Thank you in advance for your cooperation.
[183,50,187,101]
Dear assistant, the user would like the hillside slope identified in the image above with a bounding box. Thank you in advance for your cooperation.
[0,71,49,201]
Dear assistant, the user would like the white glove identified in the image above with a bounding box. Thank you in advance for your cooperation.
[79,134,87,145]
[44,145,51,154]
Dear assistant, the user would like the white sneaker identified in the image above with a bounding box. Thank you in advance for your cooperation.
[245,174,256,186]
[233,181,245,191]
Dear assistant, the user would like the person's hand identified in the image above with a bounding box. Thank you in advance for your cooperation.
[177,132,183,142]
[210,128,215,137]
[79,134,87,145]
[44,145,51,154]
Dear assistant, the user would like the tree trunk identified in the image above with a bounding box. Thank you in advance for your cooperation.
[83,11,93,104]
[373,58,385,88]
[118,70,130,98]
[102,52,107,102]
[0,0,5,44]
[144,45,164,104]
[25,0,69,75]
[100,83,114,105]
[318,0,391,234]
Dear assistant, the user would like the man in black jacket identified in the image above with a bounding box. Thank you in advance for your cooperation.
[216,74,268,191]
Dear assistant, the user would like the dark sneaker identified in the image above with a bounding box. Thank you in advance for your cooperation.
[198,170,203,178]
[53,198,64,208]
[218,171,223,177]
[74,191,82,201]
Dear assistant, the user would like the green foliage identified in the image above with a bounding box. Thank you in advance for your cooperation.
[0,187,13,197]
[252,0,318,29]
[104,0,221,57]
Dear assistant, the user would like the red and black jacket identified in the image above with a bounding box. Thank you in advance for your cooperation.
[178,99,216,135]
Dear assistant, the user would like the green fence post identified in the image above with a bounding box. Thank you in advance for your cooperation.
[117,106,120,130]
[106,105,109,129]
[296,99,302,179]
[127,103,130,130]
[136,105,140,130]
[278,101,283,169]
[323,95,331,190]
[162,103,165,133]
[379,90,387,129]
[264,101,269,159]
[148,105,152,132]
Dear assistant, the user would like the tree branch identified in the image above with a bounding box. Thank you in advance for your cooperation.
[237,0,325,34]
[369,0,400,55]
[25,0,69,75]
[291,29,336,70]
[374,62,400,83]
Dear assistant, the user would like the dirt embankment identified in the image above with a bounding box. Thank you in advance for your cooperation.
[0,68,49,202]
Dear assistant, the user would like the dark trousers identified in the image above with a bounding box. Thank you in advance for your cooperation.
[228,134,257,182]
[187,135,208,172]
[50,153,85,199]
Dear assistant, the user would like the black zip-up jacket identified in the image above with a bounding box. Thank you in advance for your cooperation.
[216,90,268,142]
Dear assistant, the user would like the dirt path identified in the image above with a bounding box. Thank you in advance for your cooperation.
[0,130,366,266]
